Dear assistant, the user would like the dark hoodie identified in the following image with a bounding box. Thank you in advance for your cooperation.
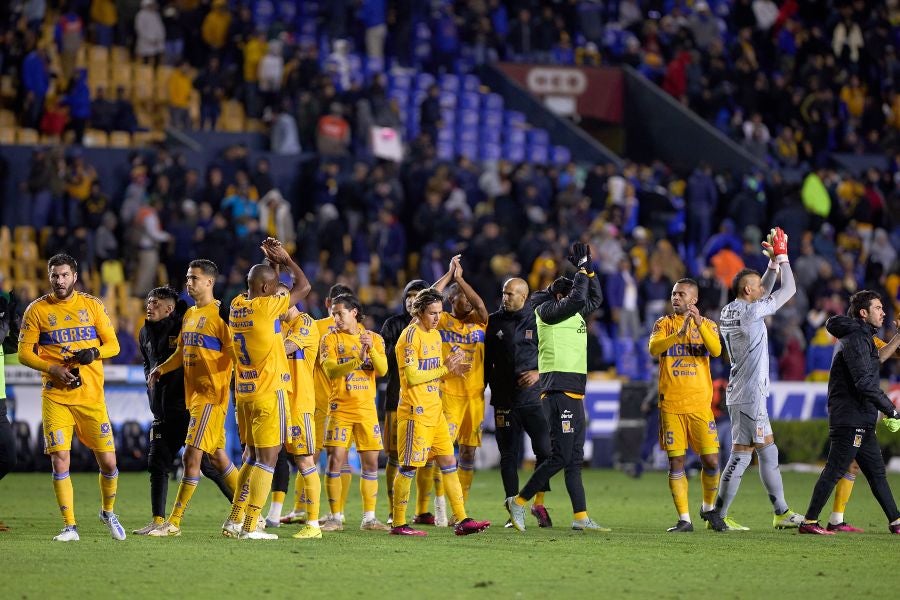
[380,280,429,412]
[139,300,188,419]
[825,315,899,428]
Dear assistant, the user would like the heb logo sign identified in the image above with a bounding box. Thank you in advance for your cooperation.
[498,63,624,123]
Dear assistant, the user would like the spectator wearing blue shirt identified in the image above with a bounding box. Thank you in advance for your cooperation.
[63,68,91,144]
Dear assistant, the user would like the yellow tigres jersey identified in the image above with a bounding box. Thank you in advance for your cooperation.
[397,322,444,426]
[649,314,719,414]
[874,336,900,358]
[161,301,234,409]
[320,327,385,420]
[229,293,291,401]
[283,311,319,414]
[313,316,337,410]
[436,312,486,397]
[18,292,118,406]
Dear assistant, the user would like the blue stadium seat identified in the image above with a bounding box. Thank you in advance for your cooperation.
[483,93,504,111]
[440,108,456,126]
[456,127,479,145]
[504,110,525,127]
[614,338,640,380]
[463,74,480,92]
[481,109,503,129]
[527,128,550,146]
[456,141,479,161]
[439,91,457,109]
[528,144,549,164]
[409,90,427,111]
[506,127,526,145]
[299,0,319,16]
[457,109,479,128]
[437,127,454,144]
[365,56,385,77]
[480,127,501,145]
[503,141,525,162]
[479,142,502,161]
[439,73,460,92]
[460,92,480,111]
[389,89,409,106]
[390,73,412,91]
[416,72,436,91]
[436,140,455,160]
[552,145,571,165]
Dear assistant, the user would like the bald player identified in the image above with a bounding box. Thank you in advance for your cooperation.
[485,278,553,527]
[223,238,311,540]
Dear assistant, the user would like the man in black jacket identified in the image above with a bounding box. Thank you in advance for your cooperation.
[799,290,900,535]
[380,278,429,524]
[485,277,552,527]
[132,287,232,535]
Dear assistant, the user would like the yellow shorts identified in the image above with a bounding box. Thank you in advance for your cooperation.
[659,409,719,458]
[382,410,398,455]
[442,392,485,447]
[42,398,115,454]
[324,412,382,452]
[314,405,328,452]
[237,389,290,449]
[286,410,316,456]
[397,412,454,468]
[185,402,226,454]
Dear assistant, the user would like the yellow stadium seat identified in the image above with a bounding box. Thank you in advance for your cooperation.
[0,75,14,100]
[0,109,14,126]
[16,128,39,145]
[83,129,109,147]
[109,131,132,147]
[133,64,154,101]
[154,65,172,103]
[0,128,15,145]
[88,45,109,65]
[110,46,129,67]
[13,226,36,244]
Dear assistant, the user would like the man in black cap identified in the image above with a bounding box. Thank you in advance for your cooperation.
[485,277,553,527]
[380,278,430,523]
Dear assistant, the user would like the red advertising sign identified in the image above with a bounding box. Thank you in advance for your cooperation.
[497,63,624,124]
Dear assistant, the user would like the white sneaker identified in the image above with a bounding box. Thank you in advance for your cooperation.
[571,517,611,532]
[99,510,127,540]
[360,517,390,531]
[222,520,241,538]
[133,520,164,535]
[146,521,181,537]
[257,515,267,530]
[434,495,448,527]
[774,510,804,530]
[238,529,279,540]
[53,525,79,542]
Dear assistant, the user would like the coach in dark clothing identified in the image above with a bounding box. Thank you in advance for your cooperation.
[801,290,900,535]
[485,277,552,526]
[133,287,231,535]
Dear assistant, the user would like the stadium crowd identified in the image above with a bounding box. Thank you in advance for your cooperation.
[0,0,898,385]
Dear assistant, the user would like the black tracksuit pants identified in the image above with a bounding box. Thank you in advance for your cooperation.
[495,402,552,498]
[519,391,588,513]
[0,411,15,480]
[805,426,900,522]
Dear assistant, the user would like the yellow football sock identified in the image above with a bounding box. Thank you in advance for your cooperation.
[152,515,165,525]
[833,473,856,513]
[326,471,342,516]
[669,470,689,517]
[385,458,399,506]
[458,459,475,503]
[293,471,306,513]
[340,466,352,514]
[440,465,467,522]
[222,463,239,498]
[534,491,545,505]
[574,511,588,520]
[415,461,434,515]
[271,490,286,505]
[301,466,321,522]
[360,470,379,513]
[168,476,199,527]
[52,471,76,526]
[432,461,445,497]
[514,496,527,507]
[392,469,414,526]
[228,460,254,524]
[701,467,720,508]
[242,463,275,532]
[99,468,118,512]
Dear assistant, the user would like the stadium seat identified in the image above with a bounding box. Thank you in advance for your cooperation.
[436,127,454,144]
[527,128,550,146]
[456,141,478,161]
[504,110,526,127]
[482,93,503,111]
[438,91,456,109]
[0,75,14,100]
[118,421,149,471]
[506,127,526,145]
[0,127,14,145]
[527,144,549,164]
[456,127,478,145]
[481,109,502,129]
[439,73,459,92]
[457,109,479,129]
[462,74,480,92]
[415,72,435,91]
[16,128,39,145]
[0,109,14,127]
[83,128,108,147]
[13,225,36,244]
[12,421,34,472]
[440,108,456,126]
[552,145,572,165]
[436,140,455,160]
[479,142,502,162]
[480,127,501,145]
[459,92,480,111]
[388,88,408,107]
[389,72,412,91]
[503,141,525,162]
[108,131,132,147]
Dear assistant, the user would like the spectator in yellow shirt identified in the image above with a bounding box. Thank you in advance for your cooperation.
[168,61,193,130]
[201,0,231,52]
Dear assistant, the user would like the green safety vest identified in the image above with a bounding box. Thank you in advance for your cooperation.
[536,310,587,379]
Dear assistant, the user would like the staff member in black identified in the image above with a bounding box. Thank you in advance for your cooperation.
[132,286,232,535]
[485,277,552,528]
[0,290,18,532]
[380,278,429,523]
[799,290,900,535]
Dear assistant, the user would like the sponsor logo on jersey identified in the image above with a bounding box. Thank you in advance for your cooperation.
[100,423,111,435]
[48,314,57,326]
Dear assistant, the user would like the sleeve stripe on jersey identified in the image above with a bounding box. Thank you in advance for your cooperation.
[405,326,415,344]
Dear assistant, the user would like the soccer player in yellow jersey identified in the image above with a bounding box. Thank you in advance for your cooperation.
[146,259,241,537]
[823,322,900,533]
[428,255,489,524]
[261,283,324,539]
[648,278,722,533]
[223,237,310,540]
[297,283,354,529]
[390,288,490,536]
[321,294,390,531]
[17,254,124,542]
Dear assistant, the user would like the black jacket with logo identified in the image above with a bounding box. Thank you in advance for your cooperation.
[825,315,899,428]
[485,306,540,408]
[139,301,187,419]
[381,311,413,412]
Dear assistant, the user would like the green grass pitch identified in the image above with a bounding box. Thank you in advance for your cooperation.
[2,469,898,598]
